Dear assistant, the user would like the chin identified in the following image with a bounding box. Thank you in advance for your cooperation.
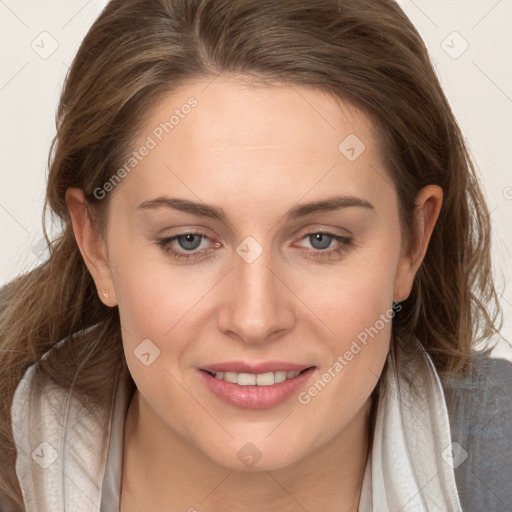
[201,437,306,473]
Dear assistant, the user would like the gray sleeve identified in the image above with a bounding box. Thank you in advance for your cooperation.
[442,352,512,511]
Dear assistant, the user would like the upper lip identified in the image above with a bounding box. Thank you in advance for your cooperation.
[200,361,315,374]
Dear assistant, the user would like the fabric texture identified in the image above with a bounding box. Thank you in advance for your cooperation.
[8,338,512,511]
[442,352,512,510]
[358,342,462,511]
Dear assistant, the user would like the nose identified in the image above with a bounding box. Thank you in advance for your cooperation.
[217,244,295,345]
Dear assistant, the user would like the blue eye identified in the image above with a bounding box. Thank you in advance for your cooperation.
[308,233,334,250]
[299,232,353,260]
[156,230,353,262]
[174,233,203,251]
[157,231,211,261]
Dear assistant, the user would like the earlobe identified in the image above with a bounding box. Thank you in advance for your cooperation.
[393,185,443,302]
[65,188,118,307]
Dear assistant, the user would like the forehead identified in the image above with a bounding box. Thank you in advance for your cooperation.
[114,76,391,212]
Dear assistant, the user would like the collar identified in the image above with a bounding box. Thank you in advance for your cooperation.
[358,339,463,511]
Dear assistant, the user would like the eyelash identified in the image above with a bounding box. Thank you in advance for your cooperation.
[156,230,353,262]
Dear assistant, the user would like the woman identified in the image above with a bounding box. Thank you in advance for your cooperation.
[0,0,510,510]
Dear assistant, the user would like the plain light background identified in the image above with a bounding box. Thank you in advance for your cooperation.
[0,0,511,358]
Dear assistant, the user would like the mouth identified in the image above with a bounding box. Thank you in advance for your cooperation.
[200,367,313,386]
[197,363,317,409]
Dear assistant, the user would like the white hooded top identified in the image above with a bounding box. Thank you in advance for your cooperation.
[10,338,463,511]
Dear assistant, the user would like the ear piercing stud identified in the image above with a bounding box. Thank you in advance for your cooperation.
[102,292,109,298]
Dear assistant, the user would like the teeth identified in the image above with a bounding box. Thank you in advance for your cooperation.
[224,372,238,384]
[274,371,287,383]
[211,370,303,386]
[238,373,256,385]
[257,372,275,386]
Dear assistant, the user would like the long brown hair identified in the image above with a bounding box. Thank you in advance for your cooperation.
[0,0,502,508]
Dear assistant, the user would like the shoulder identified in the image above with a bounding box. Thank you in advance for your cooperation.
[441,351,512,511]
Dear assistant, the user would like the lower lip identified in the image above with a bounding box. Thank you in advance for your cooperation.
[198,367,317,409]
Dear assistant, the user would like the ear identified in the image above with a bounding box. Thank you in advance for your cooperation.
[65,188,118,307]
[393,185,443,303]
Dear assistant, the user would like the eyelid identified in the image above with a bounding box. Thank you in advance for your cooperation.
[291,223,353,238]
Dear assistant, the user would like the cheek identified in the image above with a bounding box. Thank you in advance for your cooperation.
[321,273,392,384]
[109,225,206,340]
[294,240,398,405]
[301,237,398,338]
[110,256,199,421]
[107,240,198,381]
[294,273,393,443]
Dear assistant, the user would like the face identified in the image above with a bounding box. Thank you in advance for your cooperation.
[69,76,437,472]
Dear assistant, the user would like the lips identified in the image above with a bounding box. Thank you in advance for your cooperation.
[198,365,317,409]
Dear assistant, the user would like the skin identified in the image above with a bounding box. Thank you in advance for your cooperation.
[66,76,442,512]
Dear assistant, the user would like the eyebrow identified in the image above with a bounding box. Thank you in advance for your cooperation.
[137,194,374,224]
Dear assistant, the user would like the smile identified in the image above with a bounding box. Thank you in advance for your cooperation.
[198,366,317,409]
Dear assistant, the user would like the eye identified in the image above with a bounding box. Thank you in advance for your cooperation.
[306,233,334,250]
[295,231,353,260]
[156,232,219,262]
[173,233,203,251]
